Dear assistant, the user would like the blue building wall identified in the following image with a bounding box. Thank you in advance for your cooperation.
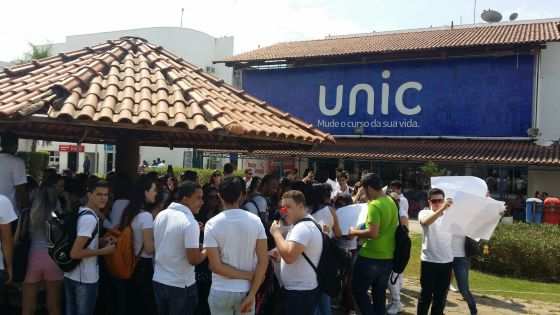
[243,55,534,137]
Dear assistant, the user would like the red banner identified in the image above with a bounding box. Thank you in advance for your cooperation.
[59,144,85,152]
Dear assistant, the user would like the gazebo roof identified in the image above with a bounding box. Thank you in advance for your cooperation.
[0,37,332,149]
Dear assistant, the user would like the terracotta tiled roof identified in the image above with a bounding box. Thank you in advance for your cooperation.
[220,19,560,64]
[0,37,333,147]
[208,139,560,167]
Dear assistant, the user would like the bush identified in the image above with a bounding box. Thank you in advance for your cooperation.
[16,151,49,180]
[472,223,560,282]
[144,167,244,185]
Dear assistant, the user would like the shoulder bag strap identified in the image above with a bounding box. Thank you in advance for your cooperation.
[78,210,99,248]
[294,218,323,274]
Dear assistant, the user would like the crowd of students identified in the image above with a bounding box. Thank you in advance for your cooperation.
[0,132,480,315]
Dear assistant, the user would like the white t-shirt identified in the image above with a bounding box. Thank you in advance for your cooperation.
[418,209,453,263]
[335,207,357,250]
[131,211,154,258]
[204,209,267,292]
[280,216,323,291]
[451,235,466,258]
[0,195,18,270]
[64,207,99,283]
[398,194,409,218]
[243,195,268,217]
[103,199,129,229]
[244,177,253,190]
[311,206,334,238]
[153,202,200,288]
[334,185,353,198]
[0,153,27,213]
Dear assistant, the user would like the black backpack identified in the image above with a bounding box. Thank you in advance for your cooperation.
[47,209,98,272]
[296,218,351,298]
[464,236,482,257]
[390,206,411,284]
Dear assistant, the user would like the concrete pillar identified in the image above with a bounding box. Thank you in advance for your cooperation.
[116,138,139,179]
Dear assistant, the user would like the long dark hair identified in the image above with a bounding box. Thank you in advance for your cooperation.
[30,184,59,233]
[197,186,222,223]
[247,176,262,196]
[310,183,332,214]
[119,175,157,229]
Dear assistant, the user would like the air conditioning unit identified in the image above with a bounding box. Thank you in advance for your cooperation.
[527,128,540,137]
[205,66,216,74]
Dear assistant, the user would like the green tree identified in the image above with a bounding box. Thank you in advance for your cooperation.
[420,161,445,177]
[23,43,52,61]
[420,161,447,189]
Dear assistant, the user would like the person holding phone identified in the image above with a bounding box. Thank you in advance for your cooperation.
[417,188,454,315]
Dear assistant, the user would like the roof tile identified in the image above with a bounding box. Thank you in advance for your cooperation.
[221,20,560,63]
[238,139,560,166]
[0,37,331,144]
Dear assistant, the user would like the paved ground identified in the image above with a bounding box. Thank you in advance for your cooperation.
[333,220,560,315]
[334,277,560,314]
[392,278,560,315]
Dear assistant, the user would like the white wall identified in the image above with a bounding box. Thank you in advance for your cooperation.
[139,146,192,168]
[537,42,560,143]
[32,141,112,175]
[528,168,560,196]
[49,27,233,84]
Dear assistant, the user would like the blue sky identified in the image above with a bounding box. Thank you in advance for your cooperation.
[1,0,559,61]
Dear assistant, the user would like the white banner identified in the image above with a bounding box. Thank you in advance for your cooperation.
[431,176,488,198]
[432,176,504,240]
[336,203,368,235]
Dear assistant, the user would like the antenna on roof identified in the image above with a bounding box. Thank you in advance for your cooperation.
[180,8,184,28]
[473,0,477,24]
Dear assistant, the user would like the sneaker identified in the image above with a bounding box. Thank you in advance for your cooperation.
[449,284,459,292]
[387,302,404,314]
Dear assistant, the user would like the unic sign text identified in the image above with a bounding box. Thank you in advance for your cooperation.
[319,70,422,116]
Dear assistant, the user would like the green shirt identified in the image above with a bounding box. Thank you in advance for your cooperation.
[359,195,398,259]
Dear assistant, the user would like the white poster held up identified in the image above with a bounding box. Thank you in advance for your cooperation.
[336,203,368,235]
[431,176,504,240]
[431,176,488,198]
[439,191,504,240]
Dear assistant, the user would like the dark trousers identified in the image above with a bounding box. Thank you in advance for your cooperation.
[131,258,156,315]
[0,271,5,312]
[112,278,129,315]
[194,278,211,315]
[417,261,452,315]
[153,281,198,315]
[351,256,393,315]
[453,257,477,315]
[282,287,320,315]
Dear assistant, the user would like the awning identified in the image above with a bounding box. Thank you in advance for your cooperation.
[204,138,560,167]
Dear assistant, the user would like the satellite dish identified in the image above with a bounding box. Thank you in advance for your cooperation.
[481,9,503,23]
[509,13,519,21]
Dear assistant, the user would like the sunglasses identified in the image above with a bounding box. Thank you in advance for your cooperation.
[429,199,444,204]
